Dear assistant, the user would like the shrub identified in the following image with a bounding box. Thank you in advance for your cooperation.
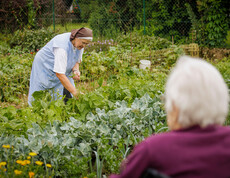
[88,2,120,39]
[9,28,57,52]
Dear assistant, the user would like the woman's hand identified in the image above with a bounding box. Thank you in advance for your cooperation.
[72,89,79,99]
[73,70,80,81]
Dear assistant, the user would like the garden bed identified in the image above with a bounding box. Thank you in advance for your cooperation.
[0,31,230,177]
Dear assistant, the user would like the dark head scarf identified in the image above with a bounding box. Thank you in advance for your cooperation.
[70,27,93,41]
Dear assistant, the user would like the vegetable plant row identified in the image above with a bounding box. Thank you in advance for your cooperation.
[0,94,167,177]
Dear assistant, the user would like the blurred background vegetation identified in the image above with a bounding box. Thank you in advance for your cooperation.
[0,0,229,47]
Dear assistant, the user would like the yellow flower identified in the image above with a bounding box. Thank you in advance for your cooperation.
[35,161,43,166]
[29,171,35,178]
[25,160,31,164]
[0,162,6,166]
[21,160,27,166]
[2,145,10,149]
[27,156,31,160]
[14,170,22,175]
[29,152,37,156]
[16,160,30,166]
[16,160,23,165]
[46,164,52,168]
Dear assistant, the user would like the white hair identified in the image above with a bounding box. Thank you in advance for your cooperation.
[165,55,229,128]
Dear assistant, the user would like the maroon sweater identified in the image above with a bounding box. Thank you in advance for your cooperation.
[110,125,230,178]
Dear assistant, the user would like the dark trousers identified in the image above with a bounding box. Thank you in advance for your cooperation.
[63,87,72,104]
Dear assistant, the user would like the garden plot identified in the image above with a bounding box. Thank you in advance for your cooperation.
[0,32,230,177]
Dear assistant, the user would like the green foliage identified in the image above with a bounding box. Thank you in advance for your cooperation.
[88,0,142,39]
[185,0,229,47]
[117,32,172,50]
[0,0,43,33]
[0,94,167,177]
[226,31,230,48]
[146,0,192,42]
[73,70,166,120]
[0,34,12,55]
[0,62,167,135]
[85,39,114,53]
[196,0,229,47]
[76,0,94,22]
[0,32,183,104]
[49,23,90,34]
[1,30,229,177]
[88,2,120,39]
[0,145,54,177]
[74,0,230,47]
[9,28,57,52]
[116,32,184,68]
[0,53,33,103]
[142,0,230,47]
[27,0,40,29]
[185,3,199,32]
[81,32,183,82]
[210,57,230,124]
[212,57,230,81]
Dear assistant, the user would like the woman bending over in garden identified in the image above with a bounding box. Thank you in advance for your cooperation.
[28,27,93,106]
[110,55,230,178]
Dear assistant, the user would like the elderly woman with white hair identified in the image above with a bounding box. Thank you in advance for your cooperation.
[110,56,230,178]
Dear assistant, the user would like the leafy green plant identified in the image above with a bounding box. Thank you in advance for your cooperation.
[198,1,229,47]
[9,28,57,53]
[210,57,230,124]
[226,31,230,48]
[0,53,33,103]
[84,39,115,53]
[0,145,54,177]
[0,93,168,177]
[27,0,40,29]
[117,32,172,50]
[88,1,121,39]
[146,0,193,42]
[185,0,229,47]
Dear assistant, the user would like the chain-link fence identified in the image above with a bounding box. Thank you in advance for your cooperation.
[0,1,229,40]
[1,0,230,47]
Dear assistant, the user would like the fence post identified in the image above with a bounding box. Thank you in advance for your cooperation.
[52,0,55,31]
[143,0,146,35]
